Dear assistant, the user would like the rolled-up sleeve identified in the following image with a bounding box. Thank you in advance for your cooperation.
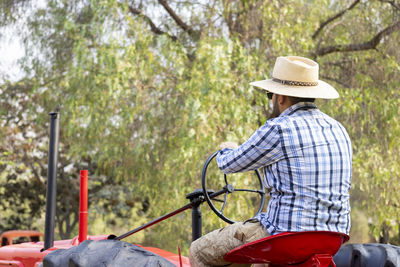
[216,122,282,174]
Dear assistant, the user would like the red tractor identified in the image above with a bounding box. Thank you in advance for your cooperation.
[0,112,399,267]
[0,112,190,267]
[0,230,44,247]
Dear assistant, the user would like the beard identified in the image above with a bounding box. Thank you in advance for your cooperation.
[268,97,280,119]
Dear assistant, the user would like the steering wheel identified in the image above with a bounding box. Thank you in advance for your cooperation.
[201,151,266,224]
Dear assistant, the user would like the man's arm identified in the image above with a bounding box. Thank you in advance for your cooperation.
[216,123,282,174]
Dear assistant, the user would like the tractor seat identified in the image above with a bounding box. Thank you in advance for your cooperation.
[224,231,349,267]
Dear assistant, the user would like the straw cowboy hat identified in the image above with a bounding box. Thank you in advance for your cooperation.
[250,56,339,99]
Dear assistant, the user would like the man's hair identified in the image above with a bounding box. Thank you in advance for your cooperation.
[288,96,315,104]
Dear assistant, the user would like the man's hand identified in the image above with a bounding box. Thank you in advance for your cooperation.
[219,141,239,150]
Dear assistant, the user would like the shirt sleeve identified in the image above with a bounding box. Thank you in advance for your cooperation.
[216,122,282,174]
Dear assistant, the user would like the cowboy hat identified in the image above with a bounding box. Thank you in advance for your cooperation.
[250,56,339,99]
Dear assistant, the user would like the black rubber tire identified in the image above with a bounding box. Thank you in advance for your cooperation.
[334,243,400,267]
[41,239,175,267]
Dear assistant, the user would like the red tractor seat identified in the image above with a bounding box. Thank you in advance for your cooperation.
[224,231,349,267]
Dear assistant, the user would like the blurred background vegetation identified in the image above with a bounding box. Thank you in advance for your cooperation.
[0,0,399,254]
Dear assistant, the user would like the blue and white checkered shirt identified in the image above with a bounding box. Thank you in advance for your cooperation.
[216,102,352,235]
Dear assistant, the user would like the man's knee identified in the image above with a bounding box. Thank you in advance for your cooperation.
[188,245,198,267]
[189,238,205,267]
[188,221,268,267]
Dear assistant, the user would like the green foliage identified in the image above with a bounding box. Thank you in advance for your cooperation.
[1,0,400,254]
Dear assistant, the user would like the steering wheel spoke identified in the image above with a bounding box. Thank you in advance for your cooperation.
[233,188,265,194]
[202,151,266,224]
[220,192,229,213]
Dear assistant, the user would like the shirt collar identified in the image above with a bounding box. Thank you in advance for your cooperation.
[279,102,317,117]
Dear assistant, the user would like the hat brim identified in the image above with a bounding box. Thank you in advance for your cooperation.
[250,79,339,99]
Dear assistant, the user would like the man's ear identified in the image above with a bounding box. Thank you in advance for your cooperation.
[277,94,286,105]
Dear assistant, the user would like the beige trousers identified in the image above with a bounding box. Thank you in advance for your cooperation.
[189,220,269,267]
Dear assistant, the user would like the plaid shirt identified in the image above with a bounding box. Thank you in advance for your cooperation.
[216,102,352,235]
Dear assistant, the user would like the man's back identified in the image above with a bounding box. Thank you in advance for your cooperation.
[217,102,352,235]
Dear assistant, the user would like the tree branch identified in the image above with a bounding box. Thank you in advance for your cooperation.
[314,20,400,56]
[157,0,196,36]
[29,161,44,186]
[312,0,360,40]
[320,75,350,89]
[322,59,352,68]
[316,17,345,50]
[127,5,177,41]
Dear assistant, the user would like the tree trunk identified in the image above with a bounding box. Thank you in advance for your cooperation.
[379,223,390,244]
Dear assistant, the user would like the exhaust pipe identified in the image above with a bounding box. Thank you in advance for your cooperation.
[44,111,60,250]
[79,170,88,243]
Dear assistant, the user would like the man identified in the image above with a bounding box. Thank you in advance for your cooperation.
[189,56,352,267]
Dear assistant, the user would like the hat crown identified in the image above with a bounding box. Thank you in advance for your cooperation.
[272,56,319,83]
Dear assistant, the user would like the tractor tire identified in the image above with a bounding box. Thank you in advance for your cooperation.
[41,239,175,267]
[334,243,400,267]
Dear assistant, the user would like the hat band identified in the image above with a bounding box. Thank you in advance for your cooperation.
[272,77,318,86]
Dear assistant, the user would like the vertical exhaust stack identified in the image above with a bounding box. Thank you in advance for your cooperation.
[44,111,60,250]
[79,170,88,243]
